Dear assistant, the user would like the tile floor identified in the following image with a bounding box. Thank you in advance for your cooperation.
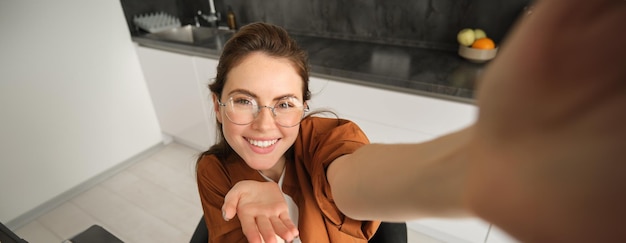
[14,142,442,243]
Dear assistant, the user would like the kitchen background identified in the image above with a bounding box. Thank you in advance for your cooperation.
[1,0,528,242]
[121,0,532,51]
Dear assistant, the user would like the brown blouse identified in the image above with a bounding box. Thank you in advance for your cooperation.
[196,116,380,242]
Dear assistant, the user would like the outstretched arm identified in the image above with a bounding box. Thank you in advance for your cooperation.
[328,0,626,241]
[327,126,475,221]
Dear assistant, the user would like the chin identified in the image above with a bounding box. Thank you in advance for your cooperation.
[243,156,279,171]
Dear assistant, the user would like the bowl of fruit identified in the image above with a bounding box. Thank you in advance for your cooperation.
[457,28,498,63]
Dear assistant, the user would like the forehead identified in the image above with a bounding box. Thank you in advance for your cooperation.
[223,52,303,100]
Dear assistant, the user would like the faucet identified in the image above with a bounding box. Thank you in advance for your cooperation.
[195,0,220,27]
[195,10,220,27]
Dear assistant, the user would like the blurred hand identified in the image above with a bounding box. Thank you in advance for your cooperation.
[222,180,299,243]
[466,0,626,241]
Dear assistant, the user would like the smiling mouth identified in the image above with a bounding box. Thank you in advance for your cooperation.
[246,138,279,148]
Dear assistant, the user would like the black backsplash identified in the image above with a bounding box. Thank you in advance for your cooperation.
[121,0,531,51]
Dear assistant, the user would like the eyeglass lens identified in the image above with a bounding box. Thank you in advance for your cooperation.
[222,95,306,127]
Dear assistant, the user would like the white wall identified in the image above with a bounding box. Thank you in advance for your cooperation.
[0,0,162,226]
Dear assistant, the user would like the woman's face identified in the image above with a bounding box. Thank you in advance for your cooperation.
[214,52,305,176]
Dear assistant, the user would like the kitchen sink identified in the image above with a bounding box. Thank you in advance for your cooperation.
[143,25,234,46]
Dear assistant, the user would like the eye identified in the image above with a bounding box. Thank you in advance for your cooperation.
[276,102,292,109]
[231,96,255,106]
[275,98,300,111]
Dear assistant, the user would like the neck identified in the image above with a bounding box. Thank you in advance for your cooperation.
[259,157,286,182]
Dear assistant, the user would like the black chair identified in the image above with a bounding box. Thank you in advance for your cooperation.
[189,217,209,243]
[190,216,407,243]
[368,221,407,243]
[66,225,124,243]
[1,221,28,243]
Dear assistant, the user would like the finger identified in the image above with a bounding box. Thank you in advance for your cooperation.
[222,185,241,221]
[256,216,277,243]
[268,216,288,232]
[269,216,293,241]
[240,215,262,243]
[279,213,299,239]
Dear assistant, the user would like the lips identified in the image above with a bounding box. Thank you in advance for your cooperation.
[246,138,279,148]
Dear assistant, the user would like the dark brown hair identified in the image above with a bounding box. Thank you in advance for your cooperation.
[198,22,312,162]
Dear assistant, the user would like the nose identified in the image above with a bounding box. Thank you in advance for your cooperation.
[251,106,276,130]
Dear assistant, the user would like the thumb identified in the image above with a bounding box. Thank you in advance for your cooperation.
[222,187,241,221]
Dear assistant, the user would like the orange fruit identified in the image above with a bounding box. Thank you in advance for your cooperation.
[472,37,496,49]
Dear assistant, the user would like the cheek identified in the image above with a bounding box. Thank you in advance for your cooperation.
[221,122,240,144]
[281,126,301,142]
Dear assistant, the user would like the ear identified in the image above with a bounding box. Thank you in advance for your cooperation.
[212,93,223,124]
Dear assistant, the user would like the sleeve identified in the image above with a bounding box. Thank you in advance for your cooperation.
[196,155,247,243]
[296,117,380,239]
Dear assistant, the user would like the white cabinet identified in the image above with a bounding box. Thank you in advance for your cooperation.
[308,76,476,143]
[192,56,220,147]
[309,76,491,243]
[135,46,217,150]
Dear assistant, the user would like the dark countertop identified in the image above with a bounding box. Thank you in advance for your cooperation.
[132,32,487,104]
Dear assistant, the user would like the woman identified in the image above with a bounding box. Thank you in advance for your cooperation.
[196,22,381,243]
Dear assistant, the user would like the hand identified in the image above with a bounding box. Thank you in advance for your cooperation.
[466,0,626,241]
[222,180,299,243]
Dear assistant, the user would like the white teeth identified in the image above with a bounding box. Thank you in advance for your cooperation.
[247,139,278,148]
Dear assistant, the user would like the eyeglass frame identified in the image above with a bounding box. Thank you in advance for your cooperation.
[216,95,310,127]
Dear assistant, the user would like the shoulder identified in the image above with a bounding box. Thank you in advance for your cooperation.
[197,153,225,175]
[295,116,369,166]
[299,116,368,143]
[196,154,230,188]
[300,116,355,127]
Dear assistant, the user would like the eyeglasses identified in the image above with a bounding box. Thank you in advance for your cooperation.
[217,95,309,127]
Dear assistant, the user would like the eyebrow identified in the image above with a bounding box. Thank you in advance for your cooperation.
[227,89,301,102]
